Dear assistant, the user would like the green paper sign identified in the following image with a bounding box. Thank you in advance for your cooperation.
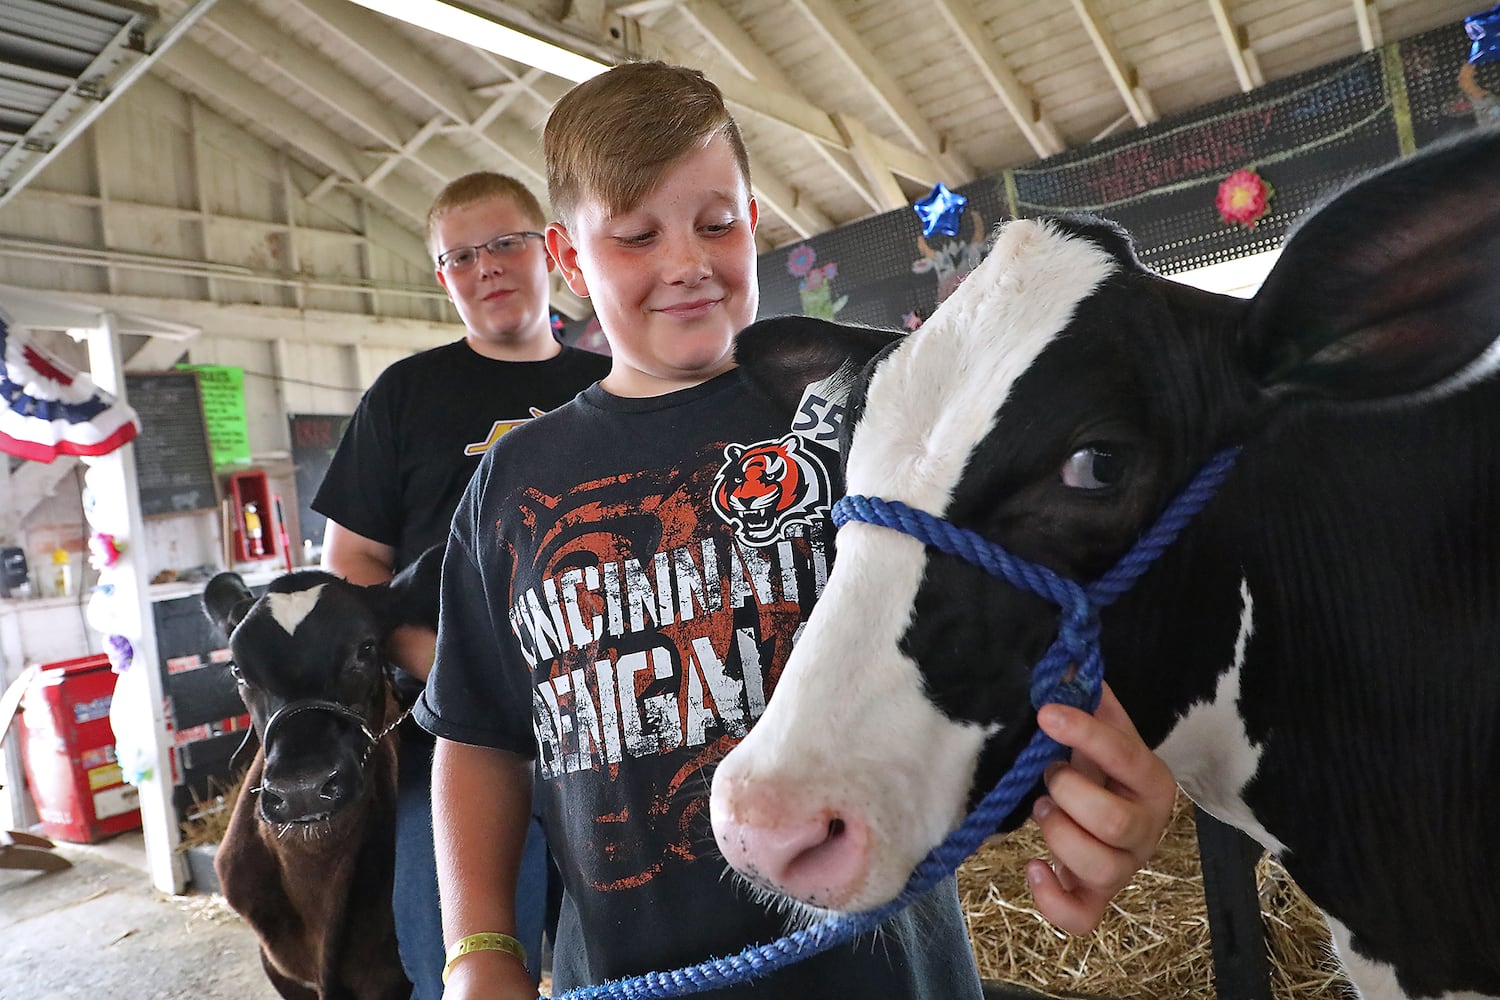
[176,364,252,470]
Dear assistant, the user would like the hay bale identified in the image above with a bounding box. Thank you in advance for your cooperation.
[177,773,243,851]
[957,793,1354,998]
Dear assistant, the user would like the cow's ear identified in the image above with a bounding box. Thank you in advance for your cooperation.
[203,573,255,638]
[735,316,902,416]
[1243,130,1500,402]
[371,543,442,633]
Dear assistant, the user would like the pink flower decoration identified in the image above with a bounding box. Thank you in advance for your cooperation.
[1216,169,1274,229]
[786,245,816,278]
[89,532,123,570]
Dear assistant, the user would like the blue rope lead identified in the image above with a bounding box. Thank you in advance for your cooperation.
[556,447,1242,1000]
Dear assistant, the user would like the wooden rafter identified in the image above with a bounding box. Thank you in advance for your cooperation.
[1070,0,1158,126]
[675,0,876,221]
[200,0,503,188]
[160,41,435,221]
[832,113,908,212]
[605,10,947,195]
[1352,0,1383,51]
[403,0,960,222]
[276,0,590,314]
[286,0,547,185]
[289,0,483,125]
[788,0,974,183]
[1205,0,1264,91]
[928,0,1065,158]
[606,0,680,19]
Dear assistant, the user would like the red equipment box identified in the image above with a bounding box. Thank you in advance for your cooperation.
[227,469,278,563]
[19,653,143,843]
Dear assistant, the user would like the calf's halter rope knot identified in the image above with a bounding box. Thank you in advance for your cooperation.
[556,446,1242,1000]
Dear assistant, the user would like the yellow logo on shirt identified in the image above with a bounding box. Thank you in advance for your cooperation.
[464,407,546,456]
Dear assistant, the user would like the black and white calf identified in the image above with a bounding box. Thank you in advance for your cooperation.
[202,548,440,1000]
[710,130,1500,1000]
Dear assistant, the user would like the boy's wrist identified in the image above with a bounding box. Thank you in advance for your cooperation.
[443,932,528,984]
[442,951,536,1000]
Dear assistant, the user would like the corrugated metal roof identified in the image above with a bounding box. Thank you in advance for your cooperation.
[0,0,155,191]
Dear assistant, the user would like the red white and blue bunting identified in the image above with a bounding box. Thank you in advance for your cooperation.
[0,315,139,462]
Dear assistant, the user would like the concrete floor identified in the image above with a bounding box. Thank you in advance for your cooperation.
[0,833,1061,1000]
[0,830,278,1000]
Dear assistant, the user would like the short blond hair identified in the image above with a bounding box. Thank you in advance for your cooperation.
[545,61,751,228]
[425,172,546,258]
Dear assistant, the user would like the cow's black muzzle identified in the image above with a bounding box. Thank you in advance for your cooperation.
[237,693,403,826]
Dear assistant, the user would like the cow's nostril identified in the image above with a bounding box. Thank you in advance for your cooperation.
[318,773,342,802]
[773,810,869,909]
[260,789,289,823]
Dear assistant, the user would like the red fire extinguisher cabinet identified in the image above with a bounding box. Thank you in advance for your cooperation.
[18,654,143,843]
[227,469,277,563]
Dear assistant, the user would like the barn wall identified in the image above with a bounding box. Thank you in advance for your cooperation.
[0,73,449,325]
[0,68,471,607]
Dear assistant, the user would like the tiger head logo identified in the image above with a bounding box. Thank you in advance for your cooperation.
[711,433,831,548]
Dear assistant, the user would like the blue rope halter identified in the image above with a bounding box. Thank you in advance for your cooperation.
[556,447,1242,1000]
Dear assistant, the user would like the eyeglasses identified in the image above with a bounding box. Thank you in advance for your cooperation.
[435,231,544,272]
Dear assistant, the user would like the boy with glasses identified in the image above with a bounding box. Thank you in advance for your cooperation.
[314,171,610,998]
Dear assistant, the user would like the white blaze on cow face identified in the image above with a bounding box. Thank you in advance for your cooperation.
[265,585,327,636]
[711,220,1120,912]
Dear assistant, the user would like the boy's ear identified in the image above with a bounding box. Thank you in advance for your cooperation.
[546,223,589,299]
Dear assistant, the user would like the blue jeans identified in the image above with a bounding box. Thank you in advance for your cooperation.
[395,737,554,998]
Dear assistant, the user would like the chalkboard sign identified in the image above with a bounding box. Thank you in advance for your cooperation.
[288,413,352,549]
[125,371,219,517]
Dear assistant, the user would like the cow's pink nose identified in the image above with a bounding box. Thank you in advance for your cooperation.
[710,780,871,910]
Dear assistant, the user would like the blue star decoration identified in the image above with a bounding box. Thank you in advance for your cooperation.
[913,182,968,238]
[1468,3,1500,64]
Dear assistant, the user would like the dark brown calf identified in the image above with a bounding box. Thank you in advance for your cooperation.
[203,548,440,1000]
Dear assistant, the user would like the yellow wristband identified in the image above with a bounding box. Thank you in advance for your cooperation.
[442,932,528,984]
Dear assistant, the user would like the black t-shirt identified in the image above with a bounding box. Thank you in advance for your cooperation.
[312,340,610,571]
[416,371,982,998]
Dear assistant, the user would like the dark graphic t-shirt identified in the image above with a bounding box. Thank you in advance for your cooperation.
[312,340,611,572]
[416,371,982,998]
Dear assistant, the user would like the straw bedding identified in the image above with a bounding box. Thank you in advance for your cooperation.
[958,793,1355,999]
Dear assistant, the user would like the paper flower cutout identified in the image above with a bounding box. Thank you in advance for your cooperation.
[786,244,816,278]
[784,245,847,320]
[89,532,123,570]
[106,634,134,674]
[1216,169,1275,229]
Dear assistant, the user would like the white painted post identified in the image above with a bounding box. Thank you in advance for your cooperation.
[85,313,186,894]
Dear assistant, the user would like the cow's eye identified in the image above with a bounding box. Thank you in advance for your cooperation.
[356,640,378,663]
[1061,446,1125,491]
[228,662,244,684]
